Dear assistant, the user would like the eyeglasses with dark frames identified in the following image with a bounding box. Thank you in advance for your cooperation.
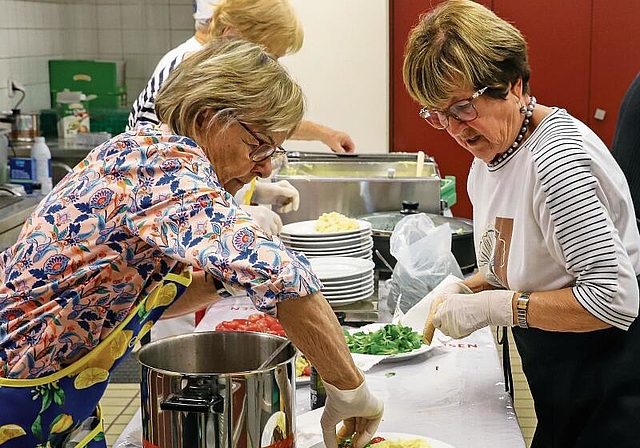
[419,86,489,130]
[237,121,286,162]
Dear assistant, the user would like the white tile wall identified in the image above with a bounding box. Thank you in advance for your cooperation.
[0,0,193,112]
[0,0,390,153]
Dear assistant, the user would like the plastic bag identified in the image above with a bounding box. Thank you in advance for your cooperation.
[387,213,463,314]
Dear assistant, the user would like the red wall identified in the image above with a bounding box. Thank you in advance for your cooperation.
[391,0,640,219]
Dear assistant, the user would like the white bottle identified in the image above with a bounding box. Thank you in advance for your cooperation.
[30,136,53,194]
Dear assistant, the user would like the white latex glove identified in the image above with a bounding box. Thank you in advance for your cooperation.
[421,282,473,344]
[321,379,384,448]
[251,180,300,213]
[438,281,474,295]
[432,290,515,339]
[240,204,283,235]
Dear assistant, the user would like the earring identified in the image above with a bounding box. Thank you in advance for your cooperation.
[519,104,527,114]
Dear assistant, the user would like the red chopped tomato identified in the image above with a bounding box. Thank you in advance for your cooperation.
[215,313,286,337]
[370,437,386,444]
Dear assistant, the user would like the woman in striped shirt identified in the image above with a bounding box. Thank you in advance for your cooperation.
[128,0,356,154]
[403,1,640,446]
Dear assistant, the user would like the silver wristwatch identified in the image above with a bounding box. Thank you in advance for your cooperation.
[516,292,531,328]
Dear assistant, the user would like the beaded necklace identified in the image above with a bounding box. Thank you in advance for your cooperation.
[488,96,537,167]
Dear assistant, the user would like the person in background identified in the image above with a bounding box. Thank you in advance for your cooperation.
[128,0,355,154]
[403,1,640,446]
[0,38,383,448]
[612,72,640,225]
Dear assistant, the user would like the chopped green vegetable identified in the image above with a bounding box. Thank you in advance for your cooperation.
[385,372,396,378]
[344,323,424,355]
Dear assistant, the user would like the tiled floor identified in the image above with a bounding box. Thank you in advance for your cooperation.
[102,328,537,448]
[504,328,537,447]
[102,383,140,447]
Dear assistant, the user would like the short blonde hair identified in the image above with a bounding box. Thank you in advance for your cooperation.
[209,0,304,57]
[155,37,305,142]
[403,0,530,109]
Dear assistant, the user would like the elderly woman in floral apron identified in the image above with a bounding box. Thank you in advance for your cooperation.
[0,38,383,448]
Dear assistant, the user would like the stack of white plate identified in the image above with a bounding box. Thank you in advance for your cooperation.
[279,219,373,260]
[309,256,376,306]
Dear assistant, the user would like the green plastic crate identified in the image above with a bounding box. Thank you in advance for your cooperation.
[88,108,130,135]
[39,108,129,138]
[49,59,127,109]
[440,175,457,208]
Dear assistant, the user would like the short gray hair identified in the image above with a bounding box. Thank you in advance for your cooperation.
[155,37,306,143]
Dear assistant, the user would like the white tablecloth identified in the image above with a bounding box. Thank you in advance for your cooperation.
[114,297,525,448]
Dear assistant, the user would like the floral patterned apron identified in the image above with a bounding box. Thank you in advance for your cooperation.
[0,269,192,448]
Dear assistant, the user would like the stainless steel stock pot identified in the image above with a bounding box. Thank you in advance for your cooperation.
[137,331,297,448]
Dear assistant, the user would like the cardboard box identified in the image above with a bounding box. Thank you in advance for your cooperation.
[55,90,91,139]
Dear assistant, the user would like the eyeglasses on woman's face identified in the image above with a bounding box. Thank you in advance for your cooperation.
[237,121,286,162]
[419,86,489,130]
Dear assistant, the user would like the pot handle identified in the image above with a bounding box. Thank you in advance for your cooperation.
[161,393,224,413]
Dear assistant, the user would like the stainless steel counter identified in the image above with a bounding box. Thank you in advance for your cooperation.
[11,138,94,160]
[0,195,42,250]
[10,139,94,185]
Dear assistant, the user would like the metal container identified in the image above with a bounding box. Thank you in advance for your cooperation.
[358,202,476,275]
[137,331,297,448]
[274,152,442,224]
[10,112,40,142]
[0,110,40,143]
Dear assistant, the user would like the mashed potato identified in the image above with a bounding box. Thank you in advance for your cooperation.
[374,439,431,448]
[314,212,360,232]
[340,437,432,448]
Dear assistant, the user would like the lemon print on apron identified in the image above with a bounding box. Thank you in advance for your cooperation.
[74,368,109,390]
[49,414,73,434]
[0,424,26,445]
[110,330,134,361]
[137,321,154,344]
[145,283,178,312]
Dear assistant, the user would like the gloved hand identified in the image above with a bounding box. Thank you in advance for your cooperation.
[438,281,474,295]
[240,204,283,235]
[422,281,473,344]
[321,379,384,448]
[431,290,515,339]
[251,180,300,213]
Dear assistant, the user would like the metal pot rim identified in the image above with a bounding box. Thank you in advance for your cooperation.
[359,212,473,236]
[136,331,296,376]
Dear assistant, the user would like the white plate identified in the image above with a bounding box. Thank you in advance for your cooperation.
[347,323,435,363]
[286,240,373,254]
[321,272,374,287]
[309,257,374,281]
[280,235,372,248]
[303,248,374,259]
[324,285,375,300]
[321,275,374,292]
[309,432,455,448]
[379,343,432,363]
[306,250,373,260]
[328,296,369,307]
[279,230,372,243]
[281,219,372,237]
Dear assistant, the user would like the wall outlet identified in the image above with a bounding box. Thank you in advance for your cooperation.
[7,79,25,99]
